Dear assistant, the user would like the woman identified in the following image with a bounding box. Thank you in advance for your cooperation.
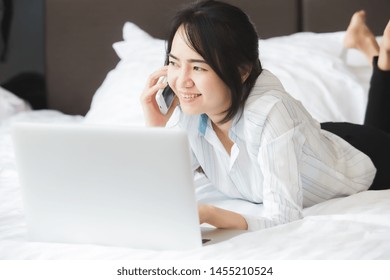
[140,0,390,231]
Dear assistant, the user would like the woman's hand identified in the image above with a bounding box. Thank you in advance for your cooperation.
[198,204,248,230]
[140,67,178,127]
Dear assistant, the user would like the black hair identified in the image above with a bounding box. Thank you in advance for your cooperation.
[166,0,262,124]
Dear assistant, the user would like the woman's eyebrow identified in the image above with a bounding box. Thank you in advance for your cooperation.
[168,53,207,64]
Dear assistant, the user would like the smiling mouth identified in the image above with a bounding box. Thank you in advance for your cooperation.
[180,93,202,100]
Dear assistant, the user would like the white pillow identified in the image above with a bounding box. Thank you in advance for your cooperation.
[259,32,372,124]
[84,22,166,125]
[0,86,31,121]
[85,23,373,125]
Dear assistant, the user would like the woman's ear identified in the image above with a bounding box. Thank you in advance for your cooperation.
[241,71,250,83]
[240,66,252,83]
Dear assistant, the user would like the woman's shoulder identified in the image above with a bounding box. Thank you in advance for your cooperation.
[241,70,315,134]
[247,69,314,115]
[245,69,292,115]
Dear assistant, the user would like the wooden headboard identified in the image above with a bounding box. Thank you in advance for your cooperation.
[45,0,390,116]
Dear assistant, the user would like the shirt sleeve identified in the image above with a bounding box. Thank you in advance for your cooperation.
[243,100,307,231]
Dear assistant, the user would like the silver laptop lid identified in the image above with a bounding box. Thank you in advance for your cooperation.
[12,123,202,250]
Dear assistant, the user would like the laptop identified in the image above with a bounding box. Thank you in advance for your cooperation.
[12,122,245,250]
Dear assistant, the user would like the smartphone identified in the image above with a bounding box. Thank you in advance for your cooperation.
[155,76,175,115]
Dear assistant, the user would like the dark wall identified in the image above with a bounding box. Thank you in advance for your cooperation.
[0,0,45,108]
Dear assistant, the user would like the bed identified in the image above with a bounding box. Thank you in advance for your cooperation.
[1,0,390,260]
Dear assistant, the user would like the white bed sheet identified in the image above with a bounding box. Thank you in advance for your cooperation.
[0,87,31,122]
[1,28,389,259]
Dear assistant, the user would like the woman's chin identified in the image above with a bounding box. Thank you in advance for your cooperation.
[180,105,202,116]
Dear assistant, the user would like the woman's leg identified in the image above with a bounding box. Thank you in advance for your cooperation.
[364,21,390,133]
[321,13,390,189]
[365,57,390,133]
[344,12,390,133]
[321,122,390,190]
[378,18,390,71]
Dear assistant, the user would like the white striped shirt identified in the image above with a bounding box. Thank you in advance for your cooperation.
[168,70,376,231]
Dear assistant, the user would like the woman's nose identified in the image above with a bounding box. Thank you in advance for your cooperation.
[176,69,194,88]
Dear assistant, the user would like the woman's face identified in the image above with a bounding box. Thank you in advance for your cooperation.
[167,25,231,122]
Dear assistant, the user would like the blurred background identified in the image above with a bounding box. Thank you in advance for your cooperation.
[0,0,46,110]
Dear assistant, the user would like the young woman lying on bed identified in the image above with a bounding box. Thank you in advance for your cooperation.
[140,0,390,231]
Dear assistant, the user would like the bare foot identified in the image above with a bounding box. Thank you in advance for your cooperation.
[378,20,390,70]
[344,10,379,62]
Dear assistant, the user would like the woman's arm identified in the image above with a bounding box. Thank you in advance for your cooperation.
[245,100,305,231]
[198,204,248,230]
[199,99,305,232]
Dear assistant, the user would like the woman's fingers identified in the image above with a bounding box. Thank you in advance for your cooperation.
[145,66,168,88]
[140,67,173,127]
[141,67,169,104]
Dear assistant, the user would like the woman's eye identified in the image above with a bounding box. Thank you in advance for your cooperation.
[193,66,206,71]
[168,61,177,67]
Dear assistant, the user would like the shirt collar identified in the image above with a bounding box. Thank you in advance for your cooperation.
[197,113,240,141]
[198,114,209,136]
